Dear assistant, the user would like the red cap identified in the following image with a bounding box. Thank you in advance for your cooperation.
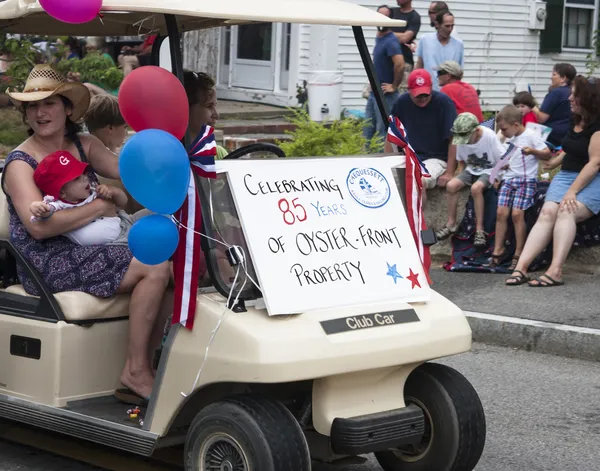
[34,151,89,199]
[407,69,433,97]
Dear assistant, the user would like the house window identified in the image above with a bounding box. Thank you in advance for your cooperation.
[564,0,597,49]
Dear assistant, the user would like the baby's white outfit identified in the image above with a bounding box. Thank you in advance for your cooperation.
[31,192,133,246]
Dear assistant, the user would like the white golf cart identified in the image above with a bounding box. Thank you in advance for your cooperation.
[0,1,486,470]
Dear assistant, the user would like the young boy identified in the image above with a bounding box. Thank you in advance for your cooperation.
[491,105,551,269]
[30,150,134,246]
[84,94,127,154]
[436,112,507,247]
[513,91,538,126]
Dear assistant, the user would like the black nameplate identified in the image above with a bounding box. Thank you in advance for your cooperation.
[10,335,41,360]
[320,309,420,335]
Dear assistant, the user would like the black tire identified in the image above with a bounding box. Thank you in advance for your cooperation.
[184,394,311,471]
[375,363,486,471]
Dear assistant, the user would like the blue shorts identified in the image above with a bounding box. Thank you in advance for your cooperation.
[545,170,600,215]
[498,178,537,211]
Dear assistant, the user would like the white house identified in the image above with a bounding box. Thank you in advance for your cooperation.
[183,0,600,112]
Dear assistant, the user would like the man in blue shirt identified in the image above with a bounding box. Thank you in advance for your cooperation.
[385,69,458,189]
[415,10,464,92]
[364,5,405,143]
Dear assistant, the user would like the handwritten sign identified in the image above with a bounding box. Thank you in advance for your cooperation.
[216,156,431,315]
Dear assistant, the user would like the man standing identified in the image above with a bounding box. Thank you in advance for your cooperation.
[364,5,405,142]
[427,1,461,39]
[390,0,421,91]
[385,70,458,189]
[438,61,483,122]
[415,10,464,91]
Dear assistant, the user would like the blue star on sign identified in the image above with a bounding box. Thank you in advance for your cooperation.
[386,262,403,284]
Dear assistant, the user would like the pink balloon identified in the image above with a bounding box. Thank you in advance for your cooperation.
[40,0,102,24]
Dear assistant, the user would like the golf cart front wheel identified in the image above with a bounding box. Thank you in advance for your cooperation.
[184,394,311,471]
[375,363,486,471]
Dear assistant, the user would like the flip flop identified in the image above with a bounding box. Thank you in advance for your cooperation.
[528,274,565,288]
[114,388,150,407]
[505,269,530,286]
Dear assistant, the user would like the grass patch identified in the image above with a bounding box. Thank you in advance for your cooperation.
[0,107,28,159]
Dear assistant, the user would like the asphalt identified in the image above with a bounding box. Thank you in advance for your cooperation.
[2,344,600,470]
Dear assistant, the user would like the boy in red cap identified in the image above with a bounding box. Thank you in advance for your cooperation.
[30,150,134,246]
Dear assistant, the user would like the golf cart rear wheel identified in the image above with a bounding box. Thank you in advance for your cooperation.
[375,363,486,471]
[184,394,310,471]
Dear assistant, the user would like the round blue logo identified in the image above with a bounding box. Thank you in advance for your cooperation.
[346,167,391,209]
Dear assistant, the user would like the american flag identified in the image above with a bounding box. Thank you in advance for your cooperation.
[481,116,496,131]
[387,116,431,280]
[172,125,217,330]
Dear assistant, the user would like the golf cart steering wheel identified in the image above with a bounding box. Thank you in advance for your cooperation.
[223,143,286,160]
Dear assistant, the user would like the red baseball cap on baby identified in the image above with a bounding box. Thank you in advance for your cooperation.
[34,150,89,199]
[408,69,433,97]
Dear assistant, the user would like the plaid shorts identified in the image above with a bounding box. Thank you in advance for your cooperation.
[498,178,537,210]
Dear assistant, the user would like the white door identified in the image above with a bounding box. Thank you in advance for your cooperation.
[231,24,276,90]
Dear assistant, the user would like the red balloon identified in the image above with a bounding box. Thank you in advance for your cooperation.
[118,66,189,140]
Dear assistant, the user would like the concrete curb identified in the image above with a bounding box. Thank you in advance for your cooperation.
[465,311,600,362]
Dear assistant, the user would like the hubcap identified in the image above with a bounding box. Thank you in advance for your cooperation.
[199,433,249,471]
[393,397,433,462]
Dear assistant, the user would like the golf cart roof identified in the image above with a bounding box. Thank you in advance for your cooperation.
[0,0,406,36]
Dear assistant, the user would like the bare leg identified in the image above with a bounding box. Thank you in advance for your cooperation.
[471,181,486,232]
[511,209,527,256]
[507,202,558,284]
[118,55,139,77]
[149,289,174,365]
[532,203,593,284]
[445,178,465,228]
[117,259,170,399]
[494,206,510,255]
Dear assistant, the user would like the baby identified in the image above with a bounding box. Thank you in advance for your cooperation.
[30,150,134,246]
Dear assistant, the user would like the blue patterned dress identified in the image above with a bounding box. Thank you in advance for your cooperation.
[1,151,133,297]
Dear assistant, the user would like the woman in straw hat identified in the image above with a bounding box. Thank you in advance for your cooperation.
[1,64,171,403]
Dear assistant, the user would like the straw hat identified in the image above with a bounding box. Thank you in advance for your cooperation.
[7,64,90,122]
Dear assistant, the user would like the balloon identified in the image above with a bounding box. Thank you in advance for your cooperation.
[40,0,102,24]
[119,129,191,215]
[128,215,179,265]
[118,66,189,140]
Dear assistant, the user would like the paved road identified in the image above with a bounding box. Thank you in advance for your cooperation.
[1,344,599,471]
[430,266,600,329]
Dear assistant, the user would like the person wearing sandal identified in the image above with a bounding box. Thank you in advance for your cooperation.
[490,105,551,270]
[506,76,600,287]
[436,112,507,247]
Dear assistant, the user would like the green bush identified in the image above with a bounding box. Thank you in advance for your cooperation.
[278,108,383,157]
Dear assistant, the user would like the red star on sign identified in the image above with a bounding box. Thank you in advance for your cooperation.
[406,268,421,289]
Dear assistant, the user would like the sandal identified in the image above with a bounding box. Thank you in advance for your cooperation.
[473,230,487,247]
[528,274,565,288]
[114,388,150,407]
[488,251,509,268]
[508,255,519,271]
[435,224,458,241]
[505,269,530,286]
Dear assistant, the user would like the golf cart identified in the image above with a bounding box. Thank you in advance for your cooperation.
[0,1,486,470]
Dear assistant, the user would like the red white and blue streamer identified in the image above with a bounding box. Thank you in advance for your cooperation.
[387,116,432,280]
[172,125,217,330]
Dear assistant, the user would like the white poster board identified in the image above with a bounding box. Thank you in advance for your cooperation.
[217,156,431,315]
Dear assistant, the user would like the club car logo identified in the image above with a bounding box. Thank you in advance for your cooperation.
[346,167,390,208]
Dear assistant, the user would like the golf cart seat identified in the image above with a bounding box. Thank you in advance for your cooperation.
[0,187,131,323]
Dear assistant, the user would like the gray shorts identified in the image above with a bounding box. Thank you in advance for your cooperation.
[456,170,491,188]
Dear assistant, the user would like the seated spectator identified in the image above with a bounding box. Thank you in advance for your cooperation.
[438,60,483,122]
[507,76,600,287]
[436,112,506,246]
[183,70,228,159]
[513,91,538,125]
[118,35,157,77]
[491,105,551,270]
[85,37,116,65]
[385,69,458,189]
[58,37,81,60]
[532,63,576,147]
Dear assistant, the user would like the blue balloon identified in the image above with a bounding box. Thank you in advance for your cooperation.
[128,215,179,265]
[119,129,190,215]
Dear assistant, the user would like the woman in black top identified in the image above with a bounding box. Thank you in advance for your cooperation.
[506,76,600,287]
